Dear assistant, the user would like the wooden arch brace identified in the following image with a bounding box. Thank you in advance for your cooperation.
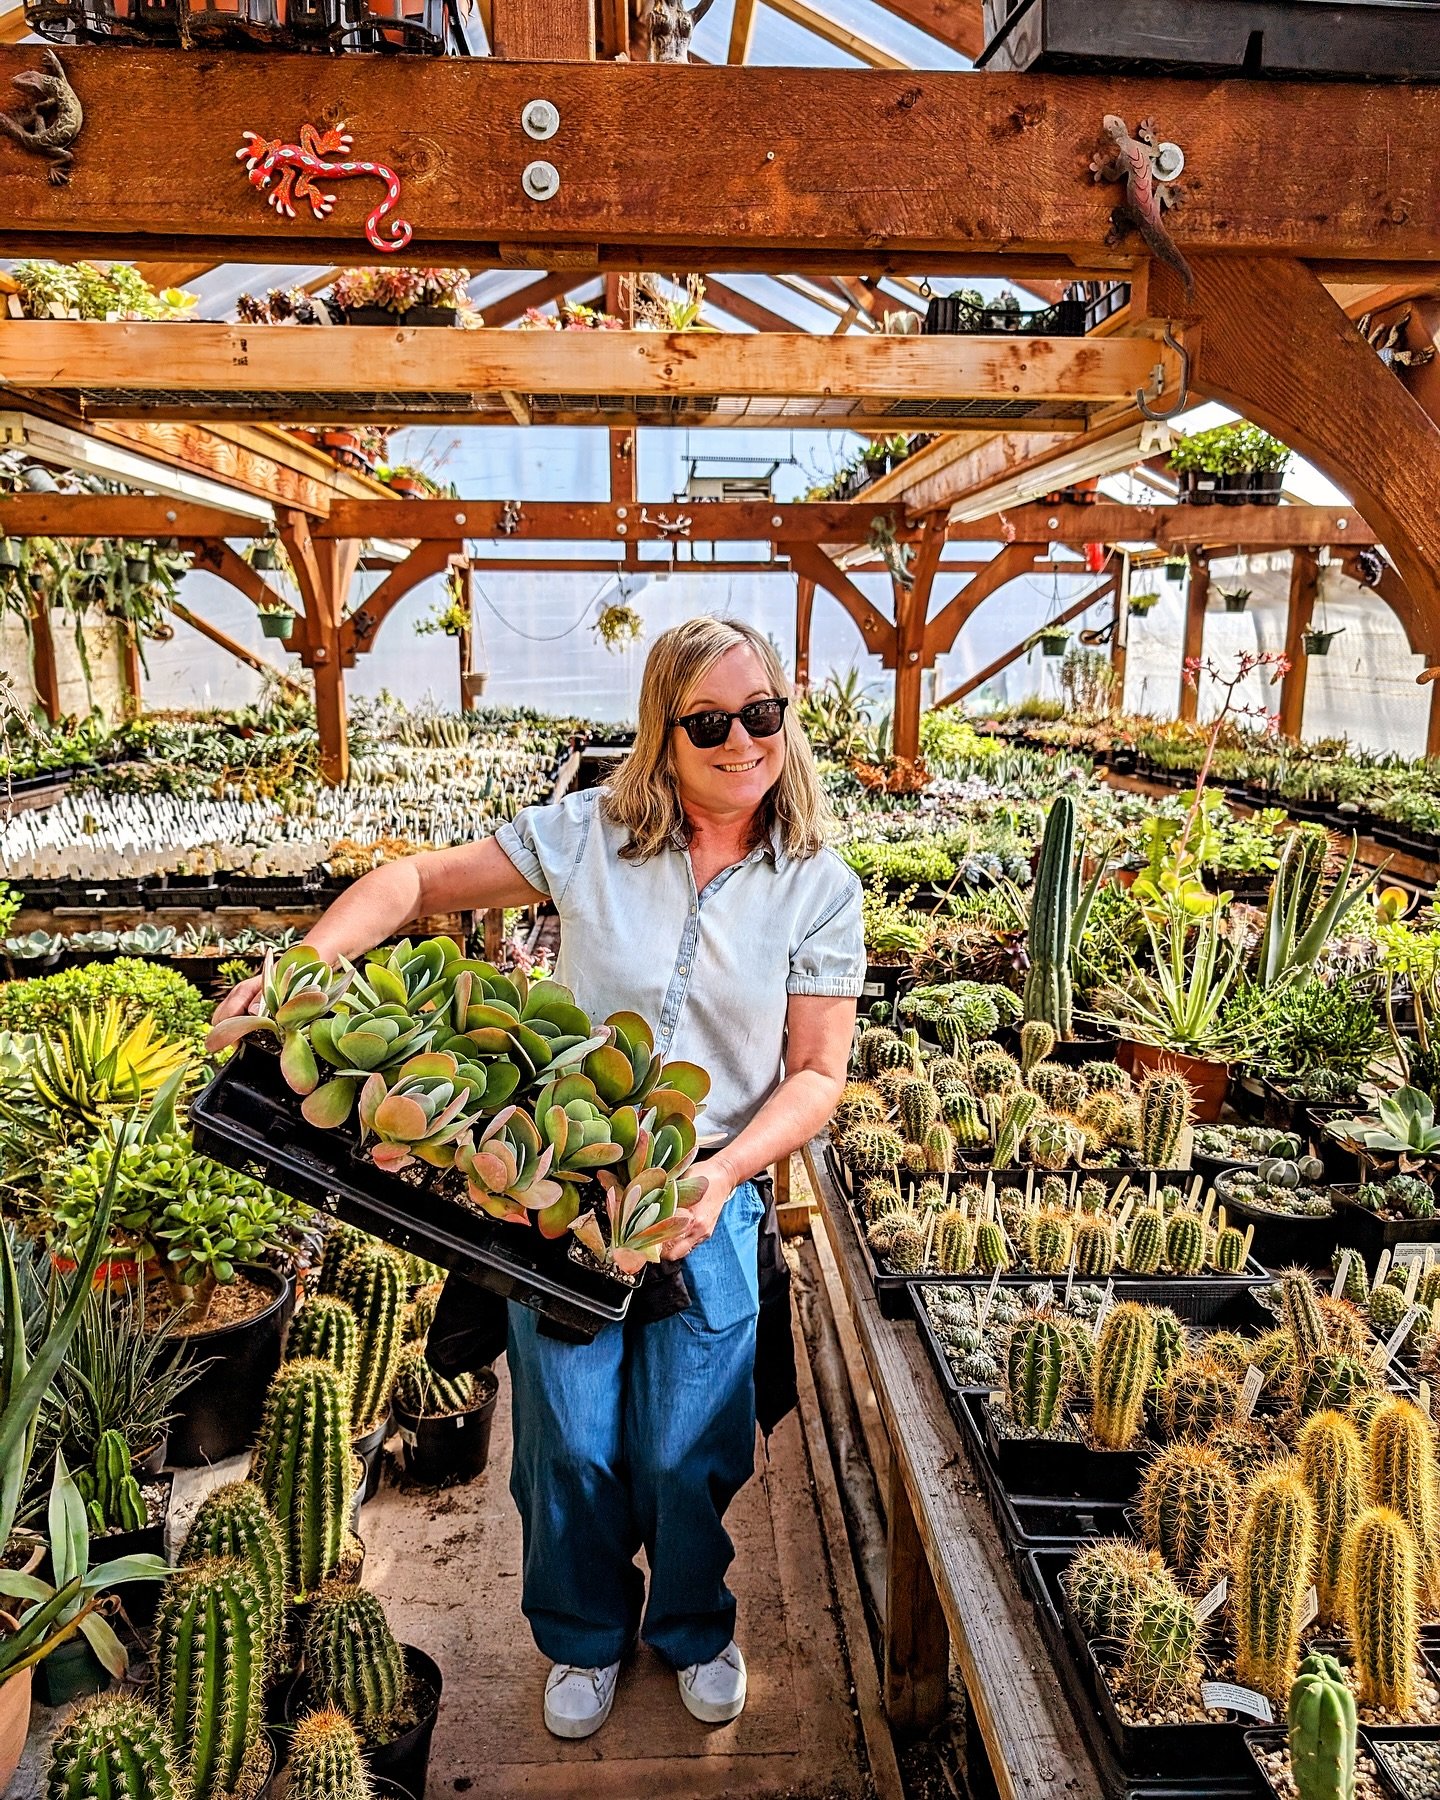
[934,575,1117,709]
[341,538,466,660]
[781,542,893,661]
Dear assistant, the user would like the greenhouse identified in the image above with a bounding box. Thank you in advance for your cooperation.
[6,5,1440,1800]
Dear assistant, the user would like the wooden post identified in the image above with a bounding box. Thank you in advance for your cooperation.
[1278,548,1321,741]
[794,574,815,692]
[118,622,143,721]
[883,1459,949,1730]
[27,592,61,722]
[488,0,592,59]
[1177,552,1209,724]
[279,511,359,785]
[1427,681,1440,761]
[1109,580,1127,711]
[891,516,947,762]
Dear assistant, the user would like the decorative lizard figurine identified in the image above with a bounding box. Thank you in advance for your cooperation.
[1090,114,1193,299]
[237,122,412,254]
[0,49,83,186]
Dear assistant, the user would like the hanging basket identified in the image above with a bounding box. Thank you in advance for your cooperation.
[250,544,279,572]
[1302,627,1344,657]
[1038,630,1071,657]
[259,612,296,641]
[1164,557,1188,582]
[1222,589,1251,614]
[0,539,19,572]
[1128,592,1160,616]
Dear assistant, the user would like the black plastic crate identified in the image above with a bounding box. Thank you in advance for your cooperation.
[221,876,319,910]
[190,1043,632,1342]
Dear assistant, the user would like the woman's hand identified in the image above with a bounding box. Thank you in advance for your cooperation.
[660,1163,735,1261]
[213,974,264,1023]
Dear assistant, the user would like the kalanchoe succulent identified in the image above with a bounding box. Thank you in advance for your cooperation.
[571,1164,704,1277]
[532,1072,625,1182]
[456,1105,568,1233]
[356,1050,488,1172]
[204,945,352,1094]
[451,965,609,1087]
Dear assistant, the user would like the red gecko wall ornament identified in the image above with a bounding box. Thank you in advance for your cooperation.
[237,122,412,254]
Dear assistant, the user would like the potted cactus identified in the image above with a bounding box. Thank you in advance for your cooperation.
[154,1560,274,1800]
[323,1240,406,1503]
[45,1695,187,1800]
[390,1340,499,1486]
[249,1358,360,1601]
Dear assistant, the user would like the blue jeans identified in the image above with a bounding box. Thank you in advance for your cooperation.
[506,1181,765,1670]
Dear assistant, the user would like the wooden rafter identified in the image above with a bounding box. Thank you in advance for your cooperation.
[700,278,805,335]
[781,542,894,659]
[481,271,598,329]
[862,0,983,58]
[748,0,909,67]
[344,538,463,658]
[728,0,758,62]
[9,54,1440,273]
[170,599,289,679]
[922,543,1042,662]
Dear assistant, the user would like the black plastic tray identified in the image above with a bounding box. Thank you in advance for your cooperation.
[1333,1190,1440,1260]
[1213,1177,1341,1271]
[190,1044,632,1342]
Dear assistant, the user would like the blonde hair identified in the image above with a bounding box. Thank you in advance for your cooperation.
[603,616,831,863]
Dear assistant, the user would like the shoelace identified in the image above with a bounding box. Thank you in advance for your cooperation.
[684,1644,741,1682]
[552,1665,609,1695]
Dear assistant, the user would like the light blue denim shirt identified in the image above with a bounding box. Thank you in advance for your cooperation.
[495,787,865,1143]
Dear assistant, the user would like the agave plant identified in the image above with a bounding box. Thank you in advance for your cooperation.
[356,1051,488,1172]
[1328,1085,1440,1168]
[23,1003,192,1129]
[571,1166,703,1277]
[204,945,352,1095]
[455,1106,570,1235]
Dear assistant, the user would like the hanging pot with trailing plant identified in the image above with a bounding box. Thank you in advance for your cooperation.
[258,605,296,641]
[1164,556,1187,582]
[1038,629,1071,657]
[1128,591,1160,616]
[1302,626,1344,657]
[124,549,150,585]
[1222,588,1252,614]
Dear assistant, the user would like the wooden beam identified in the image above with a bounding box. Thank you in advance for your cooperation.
[0,322,1157,405]
[27,592,61,723]
[277,510,359,784]
[782,542,894,661]
[100,418,388,511]
[0,5,30,42]
[183,539,294,619]
[922,542,1042,661]
[1337,548,1436,661]
[1278,548,1321,741]
[170,599,288,679]
[595,0,629,59]
[700,278,802,335]
[489,0,592,60]
[794,573,816,691]
[0,494,262,539]
[883,1457,949,1729]
[11,55,1440,273]
[728,0,758,62]
[1177,551,1209,723]
[133,262,217,291]
[862,0,983,57]
[343,539,464,657]
[118,623,143,721]
[317,497,910,541]
[892,514,946,759]
[934,577,1113,708]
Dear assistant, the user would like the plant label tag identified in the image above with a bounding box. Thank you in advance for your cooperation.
[1064,1251,1077,1304]
[978,1266,1002,1327]
[1200,1681,1273,1723]
[1034,1280,1057,1311]
[1299,1585,1318,1629]
[1091,1278,1116,1339]
[398,1425,417,1448]
[1332,1250,1353,1300]
[861,981,886,1000]
[1239,1365,1265,1419]
[1406,1260,1423,1306]
[1380,1306,1422,1367]
[1195,1577,1228,1622]
[1377,1248,1394,1287]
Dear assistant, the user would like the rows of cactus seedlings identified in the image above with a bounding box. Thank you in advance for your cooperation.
[205,938,712,1282]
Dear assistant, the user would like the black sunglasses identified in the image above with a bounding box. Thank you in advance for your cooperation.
[672,697,788,750]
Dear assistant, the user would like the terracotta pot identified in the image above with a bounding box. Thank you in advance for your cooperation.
[1118,1039,1231,1123]
[0,1666,31,1794]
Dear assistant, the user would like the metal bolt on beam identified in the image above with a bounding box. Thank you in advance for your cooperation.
[523,161,561,202]
[522,100,560,140]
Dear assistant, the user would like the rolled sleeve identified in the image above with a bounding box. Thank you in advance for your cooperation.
[494,790,595,902]
[788,874,866,998]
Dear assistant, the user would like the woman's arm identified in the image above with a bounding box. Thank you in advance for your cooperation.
[660,991,856,1259]
[212,838,545,1021]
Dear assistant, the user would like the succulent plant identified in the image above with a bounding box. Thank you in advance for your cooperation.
[1124,1206,1165,1275]
[1138,1071,1191,1170]
[1297,1410,1365,1626]
[1072,1214,1118,1277]
[286,1708,370,1800]
[571,1160,703,1277]
[1090,1302,1156,1451]
[250,1358,351,1598]
[46,1695,186,1800]
[405,1281,442,1342]
[990,1089,1039,1169]
[451,963,611,1090]
[1288,1651,1357,1800]
[974,1218,1010,1273]
[316,1223,371,1296]
[205,945,353,1094]
[286,1295,360,1390]
[303,1582,407,1729]
[1026,1110,1079,1172]
[1280,1268,1331,1369]
[332,1243,406,1434]
[154,1558,268,1800]
[1030,1210,1073,1275]
[1064,1537,1164,1641]
[933,1208,973,1275]
[1365,1398,1440,1604]
[355,1050,489,1173]
[532,1072,624,1183]
[1234,1467,1317,1706]
[179,1481,287,1653]
[1019,1020,1057,1074]
[971,1048,1022,1097]
[390,1340,475,1418]
[1347,1506,1419,1714]
[840,1120,906,1180]
[1155,1358,1234,1443]
[456,1105,569,1234]
[1138,1441,1237,1585]
[1022,795,1077,1039]
[1120,1581,1203,1708]
[834,1080,885,1130]
[1005,1316,1069,1433]
[1164,1210,1206,1276]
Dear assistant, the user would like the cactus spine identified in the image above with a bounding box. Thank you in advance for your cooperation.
[1212,1223,1247,1273]
[390,1341,475,1418]
[921,1122,956,1174]
[1233,1469,1317,1706]
[1138,1072,1190,1169]
[1156,1359,1235,1443]
[250,1358,350,1599]
[303,1582,407,1726]
[896,1078,940,1144]
[974,1219,1010,1274]
[286,1296,360,1389]
[76,1429,146,1534]
[1030,1212,1073,1275]
[1138,1443,1238,1585]
[1164,1212,1206,1276]
[333,1243,406,1434]
[153,1559,268,1800]
[46,1697,186,1800]
[1288,1652,1357,1800]
[1346,1507,1419,1715]
[940,1087,988,1148]
[841,1122,905,1179]
[1019,1020,1057,1074]
[1121,1582,1203,1708]
[286,1710,370,1800]
[1090,1303,1157,1451]
[1072,1215,1117,1278]
[1280,1268,1331,1370]
[1064,1537,1164,1642]
[934,1209,974,1275]
[317,1223,371,1297]
[1006,1317,1069,1433]
[1366,1398,1440,1605]
[1297,1411,1366,1627]
[1022,795,1076,1039]
[180,1481,287,1652]
[1125,1208,1165,1275]
[1299,1353,1372,1419]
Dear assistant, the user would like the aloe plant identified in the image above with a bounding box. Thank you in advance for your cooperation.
[204,946,352,1095]
[356,1050,488,1172]
[1095,904,1247,1058]
[1256,832,1381,988]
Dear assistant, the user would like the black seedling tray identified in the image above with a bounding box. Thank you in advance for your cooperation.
[191,1043,632,1342]
[1212,1180,1341,1271]
[1333,1190,1440,1259]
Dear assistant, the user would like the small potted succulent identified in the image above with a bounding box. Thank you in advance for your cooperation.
[1302,625,1344,656]
[1128,590,1161,616]
[1221,587,1252,614]
[257,602,296,641]
[390,1341,498,1486]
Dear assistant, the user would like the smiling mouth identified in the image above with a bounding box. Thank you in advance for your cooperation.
[716,758,761,773]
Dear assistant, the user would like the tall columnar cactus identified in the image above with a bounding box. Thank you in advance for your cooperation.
[934,1209,974,1275]
[1234,1468,1318,1706]
[333,1243,406,1434]
[1090,1303,1157,1451]
[154,1559,268,1800]
[896,1078,940,1145]
[1347,1507,1420,1715]
[1163,1211,1206,1276]
[1156,1359,1235,1443]
[1365,1398,1440,1604]
[1006,1317,1069,1433]
[46,1696,187,1800]
[76,1428,147,1534]
[1138,1072,1191,1169]
[1289,1653,1357,1800]
[1030,1211,1073,1275]
[391,1341,476,1418]
[1151,1309,1187,1380]
[1022,795,1076,1038]
[179,1480,288,1651]
[1297,1410,1366,1627]
[316,1223,372,1297]
[250,1358,350,1599]
[1019,1019,1057,1075]
[1138,1442,1238,1585]
[286,1709,370,1800]
[1280,1267,1331,1369]
[303,1582,407,1727]
[1064,1537,1165,1642]
[1121,1582,1203,1709]
[1125,1207,1165,1275]
[286,1296,360,1390]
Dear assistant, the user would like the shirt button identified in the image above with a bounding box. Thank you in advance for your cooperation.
[678,963,688,975]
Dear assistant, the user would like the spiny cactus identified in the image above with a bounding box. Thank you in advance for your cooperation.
[317,1223,372,1297]
[1076,1089,1130,1146]
[1121,1581,1203,1709]
[1156,1358,1235,1443]
[857,1026,898,1078]
[303,1582,407,1727]
[1085,1061,1132,1095]
[1163,1211,1206,1276]
[1340,1255,1371,1308]
[1078,1176,1109,1214]
[1138,1442,1238,1585]
[1064,1537,1164,1641]
[1124,1207,1165,1275]
[1234,1467,1318,1706]
[974,1219,1010,1274]
[916,1177,945,1212]
[1019,1019,1057,1074]
[896,1078,940,1145]
[1090,1302,1157,1451]
[286,1295,360,1389]
[1209,1421,1282,1489]
[887,1218,926,1274]
[76,1428,147,1534]
[1138,1071,1191,1169]
[859,1177,898,1223]
[154,1558,268,1800]
[1289,1652,1356,1800]
[1254,1328,1298,1396]
[1072,1215,1118,1278]
[866,1206,917,1260]
[180,1481,287,1651]
[934,1209,974,1275]
[841,1121,906,1179]
[1299,1352,1373,1419]
[971,1048,1022,1097]
[1279,1267,1331,1370]
[405,1281,442,1343]
[1030,1211,1073,1275]
[390,1340,476,1418]
[1297,1410,1366,1627]
[333,1242,406,1434]
[1028,1064,1087,1116]
[835,1080,886,1129]
[46,1696,186,1800]
[1317,1296,1369,1355]
[250,1358,350,1599]
[1211,1222,1248,1273]
[287,1709,371,1800]
[1006,1317,1070,1433]
[1366,1398,1440,1604]
[940,1086,988,1148]
[991,1090,1039,1169]
[1022,794,1076,1039]
[1347,1507,1419,1715]
[921,1121,956,1174]
[1151,1308,1187,1379]
[1026,1111,1077,1172]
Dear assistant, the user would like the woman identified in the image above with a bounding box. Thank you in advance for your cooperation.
[215,616,863,1738]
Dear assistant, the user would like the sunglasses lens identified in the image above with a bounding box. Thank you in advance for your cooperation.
[687,712,732,748]
[742,700,786,738]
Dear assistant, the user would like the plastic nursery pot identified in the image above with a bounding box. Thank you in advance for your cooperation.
[1333,1188,1440,1258]
[1039,632,1071,657]
[165,1263,295,1467]
[1302,628,1344,656]
[980,1397,1086,1498]
[1246,1730,1406,1800]
[34,1632,112,1708]
[259,612,295,641]
[354,1415,389,1506]
[94,1468,173,1630]
[1117,1039,1230,1123]
[1212,1172,1340,1271]
[286,1647,441,1800]
[392,1370,499,1486]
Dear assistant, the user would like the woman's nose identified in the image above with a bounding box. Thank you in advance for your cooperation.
[723,717,754,751]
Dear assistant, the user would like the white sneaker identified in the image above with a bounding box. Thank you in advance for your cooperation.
[543,1659,621,1739]
[677,1640,747,1723]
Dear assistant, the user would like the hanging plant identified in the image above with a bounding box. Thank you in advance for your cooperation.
[1221,587,1252,614]
[1128,590,1161,616]
[1037,628,1072,657]
[416,566,470,639]
[258,603,296,642]
[1303,626,1345,657]
[595,601,644,651]
[1164,556,1187,582]
[0,537,19,572]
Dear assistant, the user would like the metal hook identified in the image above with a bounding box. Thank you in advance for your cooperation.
[1136,325,1190,422]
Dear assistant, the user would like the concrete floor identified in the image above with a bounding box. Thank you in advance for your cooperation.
[13,1358,870,1800]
